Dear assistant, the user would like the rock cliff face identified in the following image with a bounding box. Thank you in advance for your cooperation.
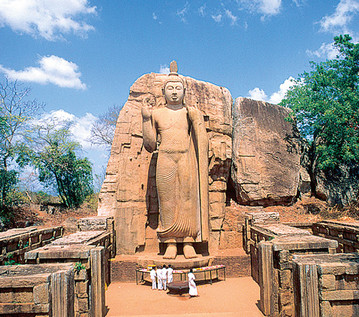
[98,73,232,254]
[231,98,301,206]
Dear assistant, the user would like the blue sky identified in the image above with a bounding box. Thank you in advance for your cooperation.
[1,0,359,189]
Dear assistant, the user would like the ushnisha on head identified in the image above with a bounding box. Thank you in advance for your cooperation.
[163,61,186,106]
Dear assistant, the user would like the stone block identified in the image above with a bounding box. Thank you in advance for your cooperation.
[210,218,223,231]
[77,298,89,312]
[209,202,225,219]
[320,301,332,317]
[76,281,88,297]
[77,217,111,231]
[279,269,292,289]
[320,274,335,290]
[321,290,359,301]
[33,283,49,304]
[209,191,226,203]
[209,181,227,192]
[279,289,292,307]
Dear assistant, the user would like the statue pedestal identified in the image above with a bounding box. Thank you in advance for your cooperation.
[137,253,213,269]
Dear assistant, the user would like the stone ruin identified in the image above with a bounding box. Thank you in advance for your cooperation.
[244,212,359,316]
[0,216,115,316]
[97,71,303,256]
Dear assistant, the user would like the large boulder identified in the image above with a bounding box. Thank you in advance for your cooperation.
[231,98,301,206]
[98,73,232,254]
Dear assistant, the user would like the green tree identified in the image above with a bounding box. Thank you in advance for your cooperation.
[281,34,359,171]
[0,79,42,210]
[27,124,94,208]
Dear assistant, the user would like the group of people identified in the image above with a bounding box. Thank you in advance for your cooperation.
[149,265,198,297]
[150,265,173,290]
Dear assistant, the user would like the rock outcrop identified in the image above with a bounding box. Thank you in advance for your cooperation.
[98,73,232,254]
[231,97,301,206]
[313,163,359,206]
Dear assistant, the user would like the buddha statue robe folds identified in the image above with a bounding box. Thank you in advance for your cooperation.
[141,61,209,259]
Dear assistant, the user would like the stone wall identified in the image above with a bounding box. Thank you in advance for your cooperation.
[243,211,339,316]
[22,216,114,317]
[313,220,359,253]
[0,226,63,265]
[0,263,74,316]
[293,253,359,317]
[26,244,106,317]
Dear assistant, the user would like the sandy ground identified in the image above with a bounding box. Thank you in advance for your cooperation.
[105,277,264,317]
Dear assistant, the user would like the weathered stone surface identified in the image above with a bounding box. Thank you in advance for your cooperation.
[33,283,49,304]
[232,97,301,206]
[0,264,74,317]
[98,73,232,254]
[51,231,104,245]
[77,216,111,231]
[313,163,359,206]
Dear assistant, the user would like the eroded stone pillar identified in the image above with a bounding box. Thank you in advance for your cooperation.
[90,246,106,317]
[258,241,273,316]
[51,269,75,317]
[293,261,320,317]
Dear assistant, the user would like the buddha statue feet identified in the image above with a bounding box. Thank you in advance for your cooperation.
[163,243,177,259]
[183,242,198,259]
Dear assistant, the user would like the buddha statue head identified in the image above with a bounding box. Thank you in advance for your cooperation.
[163,61,186,106]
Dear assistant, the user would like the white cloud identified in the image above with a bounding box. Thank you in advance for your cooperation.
[159,65,170,74]
[177,2,189,23]
[248,77,296,104]
[306,43,339,60]
[269,77,296,104]
[212,14,223,23]
[225,9,238,25]
[199,4,206,17]
[238,0,282,18]
[320,0,359,34]
[71,112,98,149]
[34,110,98,149]
[0,55,86,89]
[259,0,282,15]
[152,12,158,20]
[248,87,268,101]
[0,0,96,41]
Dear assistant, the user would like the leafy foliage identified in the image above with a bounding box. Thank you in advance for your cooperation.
[281,34,359,171]
[25,125,93,208]
[0,79,42,216]
[28,125,94,208]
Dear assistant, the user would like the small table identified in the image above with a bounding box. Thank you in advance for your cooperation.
[135,265,226,285]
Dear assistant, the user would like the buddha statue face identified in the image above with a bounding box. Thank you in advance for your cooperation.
[163,80,185,105]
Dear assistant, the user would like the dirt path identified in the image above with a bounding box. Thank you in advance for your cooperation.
[105,277,264,317]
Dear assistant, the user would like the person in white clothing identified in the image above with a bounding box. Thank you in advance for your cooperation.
[167,264,174,284]
[156,266,163,290]
[188,268,198,297]
[150,267,157,290]
[162,265,168,290]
